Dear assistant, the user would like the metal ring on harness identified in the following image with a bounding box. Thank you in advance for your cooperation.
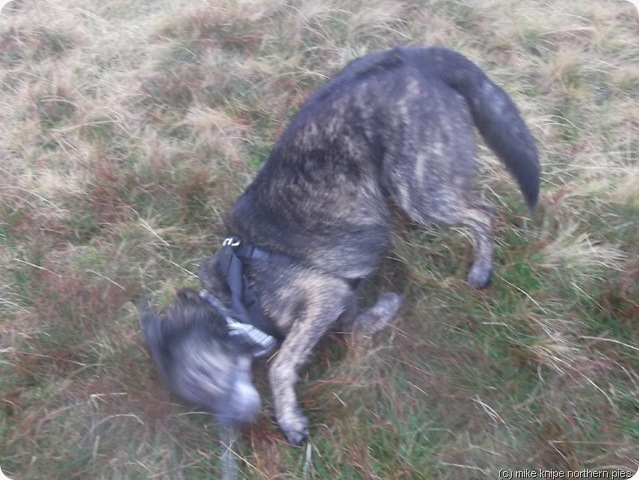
[222,237,241,247]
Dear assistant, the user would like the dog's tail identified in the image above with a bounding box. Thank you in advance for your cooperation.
[410,46,540,210]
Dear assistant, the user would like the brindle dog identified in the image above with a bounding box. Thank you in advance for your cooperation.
[140,46,540,451]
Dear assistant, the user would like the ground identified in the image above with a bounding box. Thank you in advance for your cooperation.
[0,0,638,478]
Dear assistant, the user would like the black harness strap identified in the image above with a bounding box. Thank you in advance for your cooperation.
[214,236,364,348]
[233,238,364,290]
[215,238,284,341]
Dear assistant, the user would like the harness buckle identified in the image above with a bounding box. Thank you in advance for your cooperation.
[223,237,241,247]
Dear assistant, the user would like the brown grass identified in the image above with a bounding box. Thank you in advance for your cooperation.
[1,0,638,478]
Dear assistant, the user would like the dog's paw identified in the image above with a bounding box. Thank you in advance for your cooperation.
[376,292,403,318]
[466,266,492,289]
[279,411,309,446]
[354,292,403,335]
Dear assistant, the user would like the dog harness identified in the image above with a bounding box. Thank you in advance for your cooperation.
[199,236,364,358]
[199,237,284,358]
[199,289,277,359]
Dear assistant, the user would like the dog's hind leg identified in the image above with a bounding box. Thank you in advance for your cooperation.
[349,292,403,336]
[444,204,495,288]
[393,185,495,288]
[429,203,494,288]
[455,203,496,288]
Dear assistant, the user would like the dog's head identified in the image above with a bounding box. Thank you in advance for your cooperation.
[139,287,261,427]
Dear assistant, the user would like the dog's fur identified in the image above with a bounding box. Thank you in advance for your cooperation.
[140,46,540,447]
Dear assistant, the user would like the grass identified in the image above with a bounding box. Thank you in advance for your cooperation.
[1,0,638,478]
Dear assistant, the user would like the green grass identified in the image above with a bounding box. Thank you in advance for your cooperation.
[1,0,638,478]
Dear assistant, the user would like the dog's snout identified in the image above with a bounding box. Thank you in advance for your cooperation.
[224,376,261,426]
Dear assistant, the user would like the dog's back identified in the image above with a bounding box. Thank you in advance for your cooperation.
[228,46,539,286]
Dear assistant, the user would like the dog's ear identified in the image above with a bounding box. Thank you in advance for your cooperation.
[137,299,172,381]
[197,256,216,289]
[198,255,228,297]
[171,287,232,341]
[175,288,200,304]
[137,298,165,343]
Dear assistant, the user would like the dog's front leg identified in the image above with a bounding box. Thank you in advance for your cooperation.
[268,292,349,446]
[268,347,311,446]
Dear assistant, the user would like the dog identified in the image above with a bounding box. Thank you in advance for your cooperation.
[140,46,540,450]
